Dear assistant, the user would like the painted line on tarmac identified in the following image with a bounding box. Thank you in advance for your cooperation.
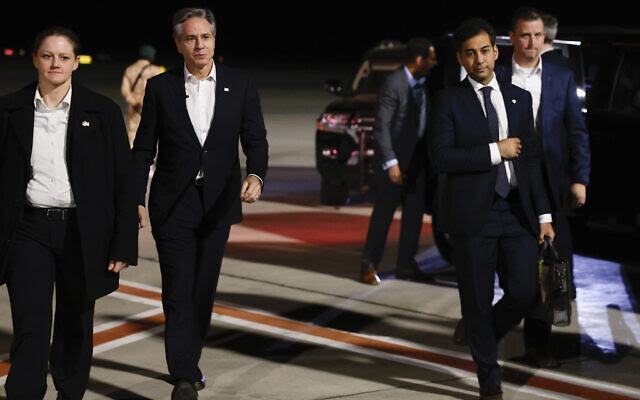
[2,281,640,400]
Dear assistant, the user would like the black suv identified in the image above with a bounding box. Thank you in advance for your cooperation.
[317,31,640,258]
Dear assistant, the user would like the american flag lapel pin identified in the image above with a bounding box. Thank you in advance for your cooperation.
[82,120,90,127]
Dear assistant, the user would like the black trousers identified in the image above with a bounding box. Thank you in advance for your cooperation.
[522,208,573,350]
[451,192,538,389]
[152,184,230,382]
[361,171,425,271]
[5,207,95,400]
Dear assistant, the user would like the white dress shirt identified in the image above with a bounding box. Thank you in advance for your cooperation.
[26,86,75,208]
[183,62,263,186]
[511,57,542,128]
[467,75,517,187]
[468,74,551,223]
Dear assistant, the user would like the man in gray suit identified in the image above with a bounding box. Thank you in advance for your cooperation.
[360,38,437,285]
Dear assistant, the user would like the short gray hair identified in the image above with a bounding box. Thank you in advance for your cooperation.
[541,13,558,44]
[172,8,216,40]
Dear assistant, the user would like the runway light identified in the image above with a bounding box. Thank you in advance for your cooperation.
[18,49,25,56]
[4,48,14,56]
[78,55,92,64]
[577,88,586,99]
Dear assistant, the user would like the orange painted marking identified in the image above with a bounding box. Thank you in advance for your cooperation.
[1,283,638,400]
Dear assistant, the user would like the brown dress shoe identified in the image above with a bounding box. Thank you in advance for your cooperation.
[453,318,467,346]
[360,269,381,285]
[479,385,503,400]
[525,347,560,368]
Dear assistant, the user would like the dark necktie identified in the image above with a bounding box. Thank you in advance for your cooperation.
[480,86,510,198]
[412,84,427,138]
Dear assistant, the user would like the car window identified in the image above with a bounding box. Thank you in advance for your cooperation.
[351,60,402,94]
[583,42,618,110]
[611,50,640,114]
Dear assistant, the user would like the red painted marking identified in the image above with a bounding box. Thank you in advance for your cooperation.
[234,212,432,246]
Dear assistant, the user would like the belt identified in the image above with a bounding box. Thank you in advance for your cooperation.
[25,206,76,221]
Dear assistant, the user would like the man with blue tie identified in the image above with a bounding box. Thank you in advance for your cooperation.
[429,18,554,399]
[360,38,437,285]
[497,7,590,368]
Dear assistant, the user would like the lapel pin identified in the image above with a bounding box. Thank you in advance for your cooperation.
[512,99,517,104]
[224,87,230,92]
[82,121,90,127]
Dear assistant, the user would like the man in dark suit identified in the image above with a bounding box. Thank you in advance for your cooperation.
[360,38,437,285]
[429,19,554,400]
[0,27,137,399]
[497,7,590,368]
[133,7,268,400]
[540,13,576,72]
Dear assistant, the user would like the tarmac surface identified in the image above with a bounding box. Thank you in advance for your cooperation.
[1,60,639,399]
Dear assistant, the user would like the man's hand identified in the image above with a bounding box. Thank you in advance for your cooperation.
[539,222,555,244]
[241,175,262,203]
[133,104,142,114]
[497,138,522,159]
[108,260,129,273]
[388,164,403,185]
[138,205,146,229]
[570,183,587,208]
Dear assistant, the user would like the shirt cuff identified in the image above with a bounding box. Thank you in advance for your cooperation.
[538,214,552,224]
[489,143,502,166]
[248,174,263,187]
[383,159,399,170]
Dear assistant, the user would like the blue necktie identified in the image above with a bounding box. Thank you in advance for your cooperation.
[412,85,427,138]
[480,86,510,198]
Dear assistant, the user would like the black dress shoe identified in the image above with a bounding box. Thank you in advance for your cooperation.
[479,385,503,400]
[525,347,560,368]
[172,380,198,400]
[395,267,434,282]
[194,374,206,391]
[453,317,467,346]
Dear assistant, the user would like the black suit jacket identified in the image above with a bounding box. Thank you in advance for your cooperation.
[133,63,268,228]
[0,83,138,299]
[428,78,550,235]
[496,62,590,210]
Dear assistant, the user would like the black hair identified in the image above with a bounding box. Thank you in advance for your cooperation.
[454,18,496,53]
[406,37,434,61]
[32,26,82,56]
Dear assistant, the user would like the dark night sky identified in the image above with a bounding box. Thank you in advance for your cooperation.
[1,1,638,65]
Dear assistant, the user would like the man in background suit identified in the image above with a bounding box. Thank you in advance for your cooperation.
[429,18,554,399]
[497,7,590,368]
[133,7,268,400]
[540,13,576,72]
[360,38,437,285]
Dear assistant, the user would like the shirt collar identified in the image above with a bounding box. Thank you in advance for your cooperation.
[512,56,542,75]
[184,60,216,83]
[404,66,426,88]
[468,73,500,94]
[34,85,72,111]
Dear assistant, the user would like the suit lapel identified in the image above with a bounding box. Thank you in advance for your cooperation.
[498,81,519,139]
[205,61,226,148]
[460,78,491,140]
[167,68,201,146]
[540,62,552,137]
[7,85,36,158]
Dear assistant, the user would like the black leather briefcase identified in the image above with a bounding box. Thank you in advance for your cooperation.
[531,237,573,327]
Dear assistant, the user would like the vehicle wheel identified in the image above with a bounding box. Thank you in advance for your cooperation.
[320,179,348,205]
[433,229,453,264]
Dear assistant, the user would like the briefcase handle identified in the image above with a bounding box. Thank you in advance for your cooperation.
[538,235,560,260]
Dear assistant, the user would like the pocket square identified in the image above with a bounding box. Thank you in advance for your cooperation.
[82,121,90,127]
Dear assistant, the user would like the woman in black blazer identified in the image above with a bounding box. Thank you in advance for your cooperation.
[0,27,137,399]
